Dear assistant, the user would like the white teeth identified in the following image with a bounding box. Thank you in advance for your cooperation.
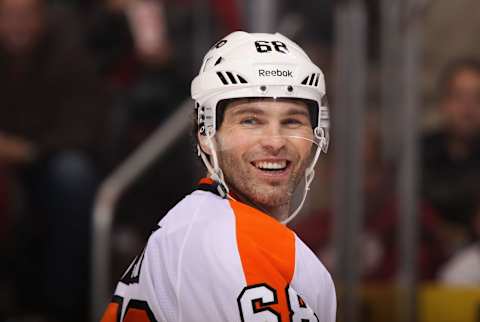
[254,160,287,170]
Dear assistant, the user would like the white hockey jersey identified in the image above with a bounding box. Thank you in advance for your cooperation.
[101,179,336,322]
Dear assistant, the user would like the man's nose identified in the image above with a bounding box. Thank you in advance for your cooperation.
[259,123,286,153]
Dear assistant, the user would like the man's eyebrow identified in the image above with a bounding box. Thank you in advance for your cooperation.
[285,107,310,118]
[231,107,266,116]
[229,106,310,118]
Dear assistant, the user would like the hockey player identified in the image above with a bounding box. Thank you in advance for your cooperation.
[101,31,336,322]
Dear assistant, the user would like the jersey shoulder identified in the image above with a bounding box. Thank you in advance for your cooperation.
[111,190,242,322]
[154,190,231,234]
[147,189,241,278]
[144,190,247,321]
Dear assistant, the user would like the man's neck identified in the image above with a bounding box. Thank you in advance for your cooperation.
[228,188,290,222]
[262,203,290,222]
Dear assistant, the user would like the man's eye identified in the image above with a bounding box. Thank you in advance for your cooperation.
[240,118,259,125]
[283,118,306,127]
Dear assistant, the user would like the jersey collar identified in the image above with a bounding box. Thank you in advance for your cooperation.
[195,177,228,198]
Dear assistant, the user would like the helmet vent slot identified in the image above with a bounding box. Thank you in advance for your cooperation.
[216,71,248,85]
[314,74,320,87]
[237,74,248,84]
[214,57,223,66]
[226,72,237,84]
[216,72,228,85]
[301,73,321,87]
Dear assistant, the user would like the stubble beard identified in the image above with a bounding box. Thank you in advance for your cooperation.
[217,150,309,215]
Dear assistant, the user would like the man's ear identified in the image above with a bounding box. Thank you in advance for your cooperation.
[197,132,212,155]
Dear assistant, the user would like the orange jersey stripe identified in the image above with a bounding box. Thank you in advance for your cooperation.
[231,199,295,321]
[198,177,214,185]
[100,301,120,322]
[123,307,152,322]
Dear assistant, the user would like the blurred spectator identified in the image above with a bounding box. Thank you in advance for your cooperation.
[87,0,241,88]
[423,0,480,105]
[87,0,188,161]
[294,121,447,281]
[87,0,185,108]
[438,203,480,285]
[85,0,136,88]
[87,0,197,280]
[0,0,108,320]
[421,58,480,256]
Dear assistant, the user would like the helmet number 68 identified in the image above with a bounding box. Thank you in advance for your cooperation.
[255,40,288,54]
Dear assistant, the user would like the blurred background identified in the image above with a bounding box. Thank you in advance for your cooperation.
[0,0,480,321]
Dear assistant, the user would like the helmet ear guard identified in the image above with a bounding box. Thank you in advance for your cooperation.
[316,104,330,153]
[196,132,213,156]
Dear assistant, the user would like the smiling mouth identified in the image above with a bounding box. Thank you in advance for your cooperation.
[251,160,290,172]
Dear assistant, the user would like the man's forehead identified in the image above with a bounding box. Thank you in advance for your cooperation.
[225,98,309,114]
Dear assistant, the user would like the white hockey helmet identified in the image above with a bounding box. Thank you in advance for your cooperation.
[192,31,329,146]
[191,31,329,224]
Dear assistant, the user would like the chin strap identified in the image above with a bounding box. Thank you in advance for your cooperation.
[197,134,229,198]
[281,167,315,225]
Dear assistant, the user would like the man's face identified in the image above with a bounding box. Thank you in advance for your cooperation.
[214,98,314,212]
[442,69,480,139]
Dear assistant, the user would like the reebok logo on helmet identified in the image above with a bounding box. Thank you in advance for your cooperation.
[258,69,293,77]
